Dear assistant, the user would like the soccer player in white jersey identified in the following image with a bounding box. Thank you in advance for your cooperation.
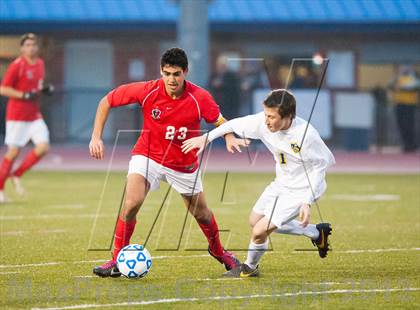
[182,89,335,277]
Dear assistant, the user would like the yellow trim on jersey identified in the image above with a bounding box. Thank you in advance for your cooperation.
[213,114,226,127]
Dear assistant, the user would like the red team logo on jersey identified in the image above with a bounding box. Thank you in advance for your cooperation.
[26,70,33,80]
[151,108,161,120]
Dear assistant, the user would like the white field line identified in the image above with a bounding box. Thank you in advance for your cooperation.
[48,204,87,210]
[152,254,214,259]
[338,248,420,254]
[0,231,24,236]
[1,229,67,236]
[0,271,22,275]
[294,248,420,254]
[194,278,243,281]
[1,247,419,270]
[30,287,420,310]
[0,260,108,269]
[70,276,238,280]
[0,255,210,269]
[71,276,240,281]
[39,229,67,234]
[330,194,400,201]
[0,192,402,224]
[305,281,361,285]
[0,262,61,268]
[0,214,112,220]
[65,279,370,284]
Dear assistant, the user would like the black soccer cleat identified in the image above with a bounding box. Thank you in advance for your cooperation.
[312,223,332,258]
[208,247,241,271]
[223,263,259,278]
[93,260,121,278]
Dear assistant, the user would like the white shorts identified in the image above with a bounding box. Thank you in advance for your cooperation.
[252,181,321,228]
[127,155,203,195]
[5,119,50,147]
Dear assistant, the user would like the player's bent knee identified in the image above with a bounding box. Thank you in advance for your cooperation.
[124,197,144,210]
[35,143,49,156]
[6,147,20,159]
[252,227,268,243]
[248,212,264,228]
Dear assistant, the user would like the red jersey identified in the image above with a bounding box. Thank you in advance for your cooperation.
[107,79,220,173]
[1,56,44,121]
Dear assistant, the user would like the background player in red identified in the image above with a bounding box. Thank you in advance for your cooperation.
[0,33,53,202]
[89,48,245,277]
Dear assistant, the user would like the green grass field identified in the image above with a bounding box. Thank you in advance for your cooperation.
[0,171,419,309]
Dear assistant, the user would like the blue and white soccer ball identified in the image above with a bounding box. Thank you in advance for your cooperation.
[116,244,152,279]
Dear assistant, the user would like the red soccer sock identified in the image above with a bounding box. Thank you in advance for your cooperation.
[0,158,14,190]
[198,213,224,257]
[12,150,41,178]
[112,218,137,261]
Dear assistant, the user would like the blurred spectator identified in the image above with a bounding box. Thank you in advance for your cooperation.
[239,62,270,114]
[210,56,240,119]
[290,65,308,88]
[388,65,420,152]
[275,65,289,89]
[372,85,388,150]
[290,65,318,89]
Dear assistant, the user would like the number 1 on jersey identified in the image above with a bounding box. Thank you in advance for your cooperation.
[279,153,287,164]
[165,126,188,140]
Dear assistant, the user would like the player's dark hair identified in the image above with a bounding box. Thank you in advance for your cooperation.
[20,33,38,46]
[161,48,188,71]
[263,89,296,119]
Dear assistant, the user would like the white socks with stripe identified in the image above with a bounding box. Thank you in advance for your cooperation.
[244,240,269,269]
[275,220,319,240]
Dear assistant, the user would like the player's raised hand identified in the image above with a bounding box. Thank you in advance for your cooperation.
[181,135,207,155]
[299,204,311,227]
[225,134,250,153]
[89,137,105,160]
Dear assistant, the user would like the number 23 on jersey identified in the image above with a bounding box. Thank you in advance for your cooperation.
[165,126,188,140]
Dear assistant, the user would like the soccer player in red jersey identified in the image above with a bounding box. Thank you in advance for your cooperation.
[90,48,245,277]
[0,33,53,202]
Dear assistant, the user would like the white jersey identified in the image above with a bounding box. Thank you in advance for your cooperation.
[208,112,335,204]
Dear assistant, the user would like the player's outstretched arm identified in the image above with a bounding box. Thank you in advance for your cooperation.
[182,134,248,155]
[89,96,111,160]
[213,116,250,154]
[181,135,208,155]
[182,117,254,154]
[182,118,235,154]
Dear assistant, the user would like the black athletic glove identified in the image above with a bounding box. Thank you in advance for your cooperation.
[22,91,38,101]
[41,84,54,96]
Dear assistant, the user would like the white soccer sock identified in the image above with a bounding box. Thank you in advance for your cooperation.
[275,220,319,240]
[244,240,269,269]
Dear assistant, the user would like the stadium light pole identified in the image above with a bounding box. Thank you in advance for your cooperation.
[177,0,209,87]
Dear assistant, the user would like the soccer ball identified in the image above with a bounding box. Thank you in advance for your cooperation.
[116,244,152,279]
